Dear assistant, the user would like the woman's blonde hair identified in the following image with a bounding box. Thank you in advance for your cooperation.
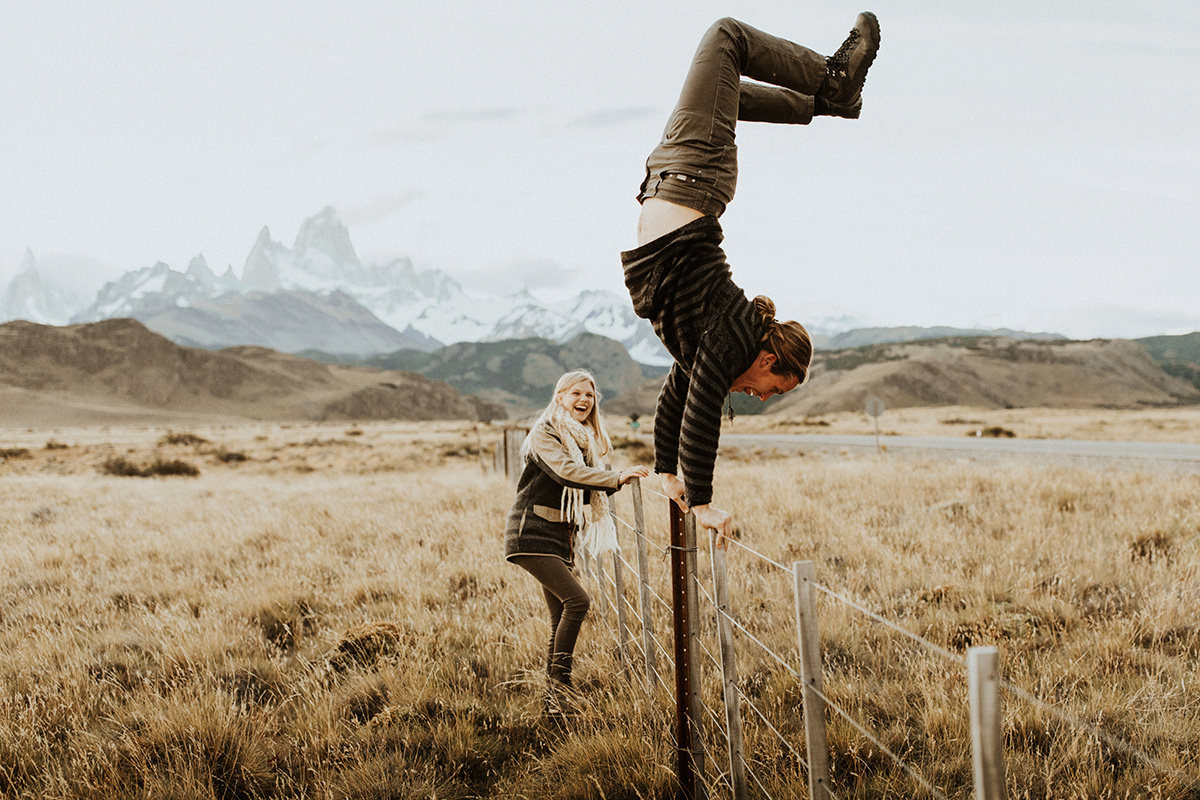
[542,369,612,456]
[752,296,813,384]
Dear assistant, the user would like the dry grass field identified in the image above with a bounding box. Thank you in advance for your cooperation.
[1,415,1199,798]
[744,405,1200,444]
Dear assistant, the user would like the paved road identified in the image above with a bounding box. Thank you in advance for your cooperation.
[722,433,1200,472]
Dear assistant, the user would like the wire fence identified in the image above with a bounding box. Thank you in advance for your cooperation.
[585,476,1200,800]
[493,429,1197,797]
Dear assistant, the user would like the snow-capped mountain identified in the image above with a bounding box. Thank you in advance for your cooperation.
[0,250,93,326]
[74,258,229,322]
[13,207,670,363]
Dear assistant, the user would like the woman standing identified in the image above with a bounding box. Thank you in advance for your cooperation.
[505,370,651,706]
[622,14,881,542]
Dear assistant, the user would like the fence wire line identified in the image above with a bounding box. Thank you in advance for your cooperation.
[1000,679,1200,789]
[611,512,670,556]
[720,604,804,682]
[623,626,648,661]
[809,579,965,666]
[640,578,674,614]
[603,486,1198,797]
[615,585,640,620]
[724,537,794,574]
[648,630,675,668]
[718,551,1193,790]
[696,635,723,676]
[701,694,730,748]
[806,682,950,800]
[744,760,776,800]
[736,686,811,777]
[640,482,670,502]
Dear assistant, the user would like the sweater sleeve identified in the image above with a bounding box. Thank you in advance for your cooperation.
[528,425,621,492]
[652,363,687,477]
[676,343,733,507]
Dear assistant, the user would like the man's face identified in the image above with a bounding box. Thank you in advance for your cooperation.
[729,352,802,401]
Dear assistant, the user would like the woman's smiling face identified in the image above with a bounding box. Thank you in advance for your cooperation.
[557,380,596,423]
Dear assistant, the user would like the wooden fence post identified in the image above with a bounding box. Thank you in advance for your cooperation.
[630,479,659,692]
[793,561,831,798]
[670,502,707,800]
[611,528,633,676]
[591,551,611,628]
[710,531,748,800]
[968,646,1006,800]
[503,428,525,484]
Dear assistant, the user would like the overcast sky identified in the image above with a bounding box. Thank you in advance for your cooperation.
[2,1,1198,338]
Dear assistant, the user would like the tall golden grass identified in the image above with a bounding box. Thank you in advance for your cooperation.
[0,419,1197,798]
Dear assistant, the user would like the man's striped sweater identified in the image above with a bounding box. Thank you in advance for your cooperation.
[621,216,764,507]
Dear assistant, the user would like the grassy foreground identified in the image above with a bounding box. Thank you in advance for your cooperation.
[0,420,1198,798]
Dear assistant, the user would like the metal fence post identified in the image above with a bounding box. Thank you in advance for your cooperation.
[630,479,659,692]
[793,561,831,798]
[670,502,706,799]
[968,646,1006,800]
[710,531,748,800]
[683,511,707,799]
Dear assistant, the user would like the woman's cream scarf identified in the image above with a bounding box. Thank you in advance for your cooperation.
[522,403,619,559]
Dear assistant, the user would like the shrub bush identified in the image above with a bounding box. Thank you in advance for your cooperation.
[145,459,200,477]
[101,456,146,476]
[159,431,209,447]
[101,457,199,477]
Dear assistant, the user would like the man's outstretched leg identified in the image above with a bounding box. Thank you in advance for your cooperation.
[639,14,882,217]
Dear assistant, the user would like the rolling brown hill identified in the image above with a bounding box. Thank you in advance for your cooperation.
[607,336,1200,418]
[776,336,1200,416]
[0,318,505,427]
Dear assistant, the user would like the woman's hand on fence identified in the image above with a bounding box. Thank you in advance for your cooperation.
[692,504,733,548]
[658,473,689,511]
[618,465,651,485]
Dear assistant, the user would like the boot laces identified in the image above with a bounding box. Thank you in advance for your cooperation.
[827,28,861,77]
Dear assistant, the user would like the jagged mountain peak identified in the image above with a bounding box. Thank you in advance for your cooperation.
[293,206,358,266]
[17,248,36,274]
[11,207,670,364]
[187,254,211,276]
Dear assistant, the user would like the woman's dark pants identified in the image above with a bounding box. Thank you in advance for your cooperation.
[512,554,591,686]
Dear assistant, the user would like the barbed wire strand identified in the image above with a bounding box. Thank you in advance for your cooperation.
[999,679,1200,789]
[806,682,950,800]
[810,580,965,666]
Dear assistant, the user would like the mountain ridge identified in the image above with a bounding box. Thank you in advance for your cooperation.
[2,207,1089,366]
